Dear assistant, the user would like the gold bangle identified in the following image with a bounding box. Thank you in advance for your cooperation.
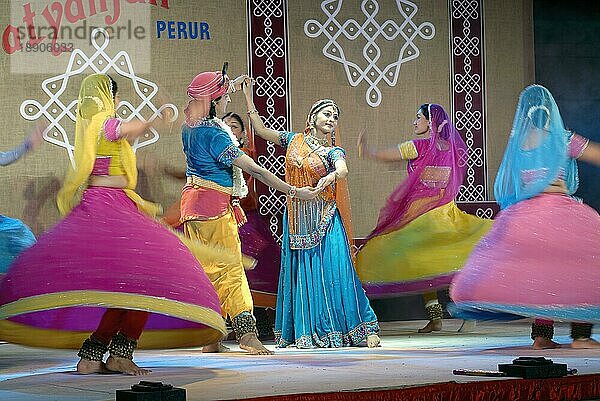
[247,109,259,115]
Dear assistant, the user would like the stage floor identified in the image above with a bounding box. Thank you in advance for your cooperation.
[0,320,598,401]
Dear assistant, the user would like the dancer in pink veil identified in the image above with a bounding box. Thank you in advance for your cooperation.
[356,103,492,332]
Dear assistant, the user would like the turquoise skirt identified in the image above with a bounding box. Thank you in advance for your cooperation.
[0,215,36,274]
[275,210,379,348]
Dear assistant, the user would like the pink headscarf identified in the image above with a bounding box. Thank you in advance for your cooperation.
[184,71,229,124]
[366,104,468,239]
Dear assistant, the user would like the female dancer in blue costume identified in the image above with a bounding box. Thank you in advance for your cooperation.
[451,85,600,349]
[356,104,492,333]
[241,76,380,348]
[0,125,43,274]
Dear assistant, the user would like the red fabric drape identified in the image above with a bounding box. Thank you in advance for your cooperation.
[241,374,600,401]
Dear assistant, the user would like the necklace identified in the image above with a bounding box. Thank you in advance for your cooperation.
[292,133,328,168]
[306,133,328,147]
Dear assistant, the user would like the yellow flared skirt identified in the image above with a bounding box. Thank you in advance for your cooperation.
[356,202,492,296]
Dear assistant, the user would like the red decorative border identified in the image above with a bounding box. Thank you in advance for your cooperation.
[449,0,499,216]
[247,0,290,242]
[244,373,600,401]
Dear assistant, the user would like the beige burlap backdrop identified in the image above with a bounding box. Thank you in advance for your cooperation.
[0,0,532,237]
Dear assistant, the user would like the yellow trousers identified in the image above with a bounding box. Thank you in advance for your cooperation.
[184,211,253,319]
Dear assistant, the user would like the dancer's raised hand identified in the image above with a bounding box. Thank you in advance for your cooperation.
[26,121,47,150]
[357,128,369,159]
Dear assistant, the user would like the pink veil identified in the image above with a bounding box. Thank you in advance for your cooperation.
[366,104,468,239]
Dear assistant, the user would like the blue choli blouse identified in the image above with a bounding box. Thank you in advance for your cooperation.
[182,120,244,187]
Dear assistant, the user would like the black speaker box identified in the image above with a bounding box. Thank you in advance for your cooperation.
[498,356,568,379]
[116,381,186,401]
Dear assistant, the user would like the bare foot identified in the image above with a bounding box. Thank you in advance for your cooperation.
[532,337,562,349]
[418,319,442,333]
[105,356,151,375]
[458,320,476,333]
[202,342,231,353]
[76,359,112,374]
[571,338,600,349]
[367,334,381,348]
[239,332,274,355]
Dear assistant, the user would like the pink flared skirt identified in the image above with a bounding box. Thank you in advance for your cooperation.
[451,193,600,323]
[0,187,226,349]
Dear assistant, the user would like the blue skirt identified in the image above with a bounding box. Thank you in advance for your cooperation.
[275,210,379,348]
[0,215,36,274]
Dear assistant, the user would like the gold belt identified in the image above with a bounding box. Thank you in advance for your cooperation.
[186,176,233,195]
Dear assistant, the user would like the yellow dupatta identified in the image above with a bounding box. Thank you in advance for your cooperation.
[56,74,161,217]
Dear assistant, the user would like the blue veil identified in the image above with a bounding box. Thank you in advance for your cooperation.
[494,85,579,209]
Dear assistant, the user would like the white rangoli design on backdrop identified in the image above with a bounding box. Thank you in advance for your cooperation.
[20,28,177,167]
[304,0,435,107]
